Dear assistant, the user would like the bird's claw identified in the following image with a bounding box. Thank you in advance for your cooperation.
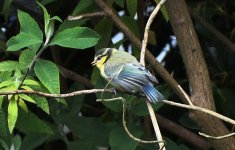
[112,88,117,97]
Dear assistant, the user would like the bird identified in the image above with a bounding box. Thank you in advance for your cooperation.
[91,48,164,103]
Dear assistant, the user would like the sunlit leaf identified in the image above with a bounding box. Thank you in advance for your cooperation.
[7,10,43,51]
[8,98,18,133]
[18,94,36,104]
[18,99,29,112]
[7,33,42,51]
[34,60,60,94]
[49,27,100,49]
[0,61,18,72]
[0,80,14,89]
[19,49,36,69]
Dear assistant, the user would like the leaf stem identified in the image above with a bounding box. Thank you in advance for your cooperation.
[18,45,48,89]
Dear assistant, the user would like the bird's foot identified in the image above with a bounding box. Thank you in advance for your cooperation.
[112,88,117,97]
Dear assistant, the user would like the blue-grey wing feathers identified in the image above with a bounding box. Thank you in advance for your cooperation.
[110,63,164,102]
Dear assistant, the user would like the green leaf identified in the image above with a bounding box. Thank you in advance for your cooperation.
[18,99,28,112]
[109,124,142,150]
[49,27,100,49]
[18,94,36,104]
[63,83,84,115]
[126,0,137,18]
[154,0,169,21]
[72,0,94,15]
[131,100,164,116]
[0,80,14,89]
[0,109,9,139]
[7,32,42,51]
[0,71,12,82]
[20,134,50,150]
[34,60,60,94]
[36,2,62,45]
[0,61,18,72]
[0,139,9,150]
[13,68,22,89]
[95,18,113,49]
[36,2,50,34]
[58,116,109,145]
[2,0,13,21]
[16,109,53,135]
[12,134,21,150]
[23,79,41,90]
[18,10,43,48]
[0,96,4,108]
[18,10,41,36]
[33,95,49,114]
[40,0,56,5]
[19,49,36,69]
[67,140,96,150]
[8,99,18,133]
[121,16,140,38]
[0,40,7,52]
[7,10,43,51]
[57,19,87,33]
[115,0,125,8]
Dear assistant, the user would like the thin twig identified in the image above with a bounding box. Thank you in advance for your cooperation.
[68,11,106,20]
[199,132,235,140]
[140,0,166,66]
[1,89,235,126]
[177,85,194,106]
[139,0,166,149]
[145,101,165,150]
[97,97,166,146]
[162,100,235,126]
[0,89,114,98]
[18,45,48,89]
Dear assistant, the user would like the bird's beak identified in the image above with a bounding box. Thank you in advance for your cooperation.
[91,60,97,66]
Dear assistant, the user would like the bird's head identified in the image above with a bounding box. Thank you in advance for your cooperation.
[91,48,113,68]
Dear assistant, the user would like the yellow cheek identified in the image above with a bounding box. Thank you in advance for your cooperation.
[96,56,107,68]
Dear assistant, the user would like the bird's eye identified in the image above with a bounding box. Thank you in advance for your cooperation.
[97,56,102,61]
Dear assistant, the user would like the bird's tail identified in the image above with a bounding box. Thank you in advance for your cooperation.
[142,83,164,103]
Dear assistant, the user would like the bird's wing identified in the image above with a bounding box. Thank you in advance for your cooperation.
[111,63,158,92]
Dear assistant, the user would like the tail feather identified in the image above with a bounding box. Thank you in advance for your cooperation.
[142,83,164,103]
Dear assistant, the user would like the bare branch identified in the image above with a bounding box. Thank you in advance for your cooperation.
[97,97,166,146]
[68,11,106,20]
[0,89,114,98]
[1,89,235,126]
[139,0,167,149]
[162,100,235,126]
[140,0,166,66]
[199,132,235,140]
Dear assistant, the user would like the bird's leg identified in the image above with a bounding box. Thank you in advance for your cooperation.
[101,78,114,101]
[101,72,119,100]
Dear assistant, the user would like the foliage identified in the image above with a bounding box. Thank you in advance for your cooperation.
[0,0,234,150]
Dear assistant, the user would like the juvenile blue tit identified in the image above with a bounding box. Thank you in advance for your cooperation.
[92,48,164,103]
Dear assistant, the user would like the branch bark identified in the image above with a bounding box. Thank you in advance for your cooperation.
[165,0,235,149]
[157,115,211,150]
